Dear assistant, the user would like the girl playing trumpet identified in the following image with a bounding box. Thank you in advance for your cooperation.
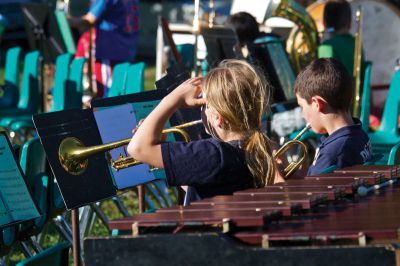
[128,59,280,205]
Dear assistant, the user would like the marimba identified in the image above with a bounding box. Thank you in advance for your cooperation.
[84,165,400,266]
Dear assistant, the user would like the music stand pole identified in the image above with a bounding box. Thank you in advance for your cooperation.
[193,0,200,76]
[72,209,82,266]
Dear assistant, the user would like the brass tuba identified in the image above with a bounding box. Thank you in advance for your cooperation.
[273,0,320,73]
[58,120,203,175]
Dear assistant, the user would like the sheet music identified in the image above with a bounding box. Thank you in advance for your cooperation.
[131,100,175,180]
[94,102,167,190]
[0,190,11,226]
[0,135,40,227]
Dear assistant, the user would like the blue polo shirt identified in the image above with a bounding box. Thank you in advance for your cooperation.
[89,0,139,61]
[161,138,255,205]
[307,120,372,176]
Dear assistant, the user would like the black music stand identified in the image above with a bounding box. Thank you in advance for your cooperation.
[33,108,116,210]
[21,3,70,63]
[200,26,242,68]
[249,35,296,102]
[154,61,190,92]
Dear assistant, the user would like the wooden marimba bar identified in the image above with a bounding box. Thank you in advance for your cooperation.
[108,165,400,244]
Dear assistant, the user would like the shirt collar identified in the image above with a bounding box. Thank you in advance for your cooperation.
[320,118,363,147]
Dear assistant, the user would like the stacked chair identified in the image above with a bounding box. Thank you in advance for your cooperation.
[1,139,71,266]
[0,47,22,109]
[107,61,146,97]
[367,69,400,164]
[0,51,85,265]
[0,49,41,130]
[7,53,85,138]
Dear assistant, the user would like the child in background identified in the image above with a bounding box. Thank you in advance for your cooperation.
[320,0,365,76]
[294,58,372,176]
[128,59,278,205]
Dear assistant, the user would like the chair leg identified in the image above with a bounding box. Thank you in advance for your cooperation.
[20,241,34,258]
[53,215,73,243]
[112,196,130,217]
[0,257,6,266]
[90,203,110,231]
[79,206,94,240]
[30,236,44,253]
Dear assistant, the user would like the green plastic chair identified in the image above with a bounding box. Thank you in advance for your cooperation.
[10,55,84,133]
[124,62,146,95]
[52,54,84,111]
[65,57,85,109]
[176,43,194,70]
[17,138,49,240]
[387,141,400,165]
[54,10,76,54]
[14,51,41,114]
[5,47,22,87]
[0,51,41,126]
[360,62,372,132]
[108,62,130,97]
[51,53,73,112]
[16,242,70,266]
[1,225,18,257]
[368,69,400,150]
[0,47,22,108]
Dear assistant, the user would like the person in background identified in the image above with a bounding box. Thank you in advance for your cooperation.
[69,0,140,98]
[320,0,365,76]
[225,12,286,103]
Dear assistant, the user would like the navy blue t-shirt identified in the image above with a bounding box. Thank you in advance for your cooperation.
[90,0,139,61]
[307,120,372,176]
[161,138,255,205]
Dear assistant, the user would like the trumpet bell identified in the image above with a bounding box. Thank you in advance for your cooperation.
[274,124,311,179]
[279,139,308,178]
[59,137,88,175]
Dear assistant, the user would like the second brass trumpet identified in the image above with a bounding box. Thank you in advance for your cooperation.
[274,124,311,178]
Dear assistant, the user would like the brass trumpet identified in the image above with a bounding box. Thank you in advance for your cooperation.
[274,124,311,178]
[58,120,203,175]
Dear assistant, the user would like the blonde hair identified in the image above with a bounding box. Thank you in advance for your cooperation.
[202,59,276,186]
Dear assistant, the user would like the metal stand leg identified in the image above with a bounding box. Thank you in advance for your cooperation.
[112,196,130,217]
[20,241,34,258]
[72,209,81,266]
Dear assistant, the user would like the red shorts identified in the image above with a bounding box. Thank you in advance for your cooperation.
[94,59,118,98]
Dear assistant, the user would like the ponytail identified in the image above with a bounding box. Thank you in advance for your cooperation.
[202,59,276,186]
[245,131,276,187]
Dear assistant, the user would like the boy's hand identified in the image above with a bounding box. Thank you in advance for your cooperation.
[167,77,206,108]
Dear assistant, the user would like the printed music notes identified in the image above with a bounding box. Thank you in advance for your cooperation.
[94,101,173,190]
[0,133,40,228]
